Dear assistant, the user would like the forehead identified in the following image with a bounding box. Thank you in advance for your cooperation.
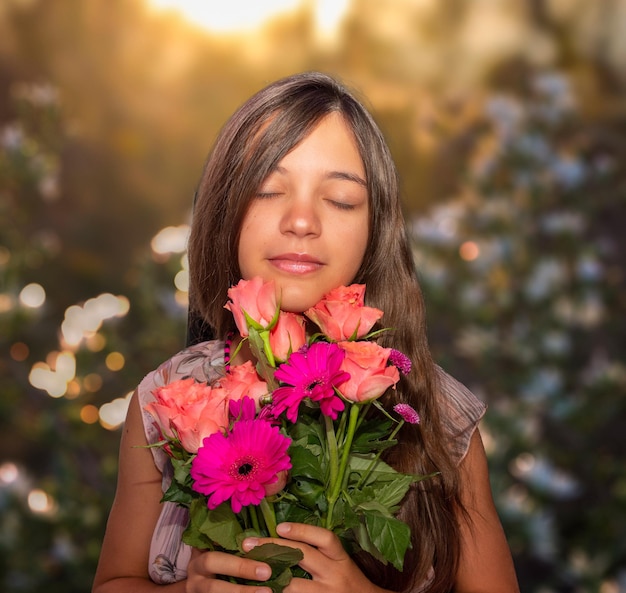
[272,113,365,175]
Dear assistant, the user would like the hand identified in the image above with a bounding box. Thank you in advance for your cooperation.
[185,548,273,593]
[242,523,386,593]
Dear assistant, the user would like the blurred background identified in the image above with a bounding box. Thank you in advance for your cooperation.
[1,0,625,591]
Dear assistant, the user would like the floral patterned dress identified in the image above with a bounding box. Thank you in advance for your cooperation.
[137,339,486,587]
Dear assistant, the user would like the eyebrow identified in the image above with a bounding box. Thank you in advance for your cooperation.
[327,170,367,187]
[273,166,367,187]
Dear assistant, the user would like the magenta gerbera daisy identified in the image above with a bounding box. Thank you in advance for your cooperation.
[190,419,291,513]
[271,342,350,422]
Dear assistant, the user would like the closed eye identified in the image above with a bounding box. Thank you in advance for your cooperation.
[328,200,357,211]
[255,191,283,199]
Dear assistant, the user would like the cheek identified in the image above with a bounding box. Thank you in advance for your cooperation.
[346,222,369,273]
[237,209,262,276]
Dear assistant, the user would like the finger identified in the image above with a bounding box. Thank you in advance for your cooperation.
[276,523,348,561]
[195,550,273,582]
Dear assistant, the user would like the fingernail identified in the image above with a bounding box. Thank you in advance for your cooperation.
[255,565,271,580]
[276,523,291,535]
[242,537,259,552]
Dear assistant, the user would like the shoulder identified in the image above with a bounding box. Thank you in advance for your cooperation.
[434,366,487,465]
[138,339,226,399]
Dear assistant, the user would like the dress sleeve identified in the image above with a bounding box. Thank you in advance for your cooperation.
[136,340,226,473]
[435,366,487,465]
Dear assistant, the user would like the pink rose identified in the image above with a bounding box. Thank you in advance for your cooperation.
[336,341,400,402]
[305,284,383,341]
[219,361,268,409]
[269,311,307,362]
[145,378,229,454]
[224,277,278,337]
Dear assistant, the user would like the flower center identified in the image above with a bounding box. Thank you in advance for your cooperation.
[238,463,253,475]
[230,457,258,480]
[306,377,327,393]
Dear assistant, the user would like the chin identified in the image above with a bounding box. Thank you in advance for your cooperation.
[277,289,321,313]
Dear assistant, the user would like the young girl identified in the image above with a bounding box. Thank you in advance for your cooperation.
[92,72,520,593]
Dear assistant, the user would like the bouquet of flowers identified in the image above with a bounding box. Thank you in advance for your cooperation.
[144,279,429,592]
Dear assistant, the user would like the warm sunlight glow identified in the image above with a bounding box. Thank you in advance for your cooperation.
[148,0,350,35]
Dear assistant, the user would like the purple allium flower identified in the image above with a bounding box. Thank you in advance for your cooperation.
[190,419,291,513]
[388,349,412,375]
[271,342,349,422]
[393,403,420,424]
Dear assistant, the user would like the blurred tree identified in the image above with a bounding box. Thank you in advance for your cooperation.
[0,72,190,591]
[413,65,626,591]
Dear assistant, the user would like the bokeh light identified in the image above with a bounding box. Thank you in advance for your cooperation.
[10,342,29,361]
[105,352,125,371]
[80,404,100,424]
[19,283,46,308]
[60,294,130,349]
[27,488,57,515]
[99,392,133,430]
[28,351,76,398]
[150,224,190,256]
[0,461,19,485]
[459,241,480,261]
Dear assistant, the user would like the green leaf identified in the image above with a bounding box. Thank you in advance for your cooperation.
[363,511,412,571]
[161,460,195,506]
[244,543,303,571]
[363,474,415,510]
[346,454,399,484]
[182,499,215,550]
[172,457,194,487]
[351,417,395,453]
[235,544,305,593]
[287,413,326,446]
[352,520,388,565]
[161,480,195,506]
[288,444,325,481]
[196,501,243,551]
[275,498,318,525]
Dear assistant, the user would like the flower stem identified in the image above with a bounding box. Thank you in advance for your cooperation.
[325,404,360,529]
[324,415,339,495]
[259,498,278,538]
[249,504,262,535]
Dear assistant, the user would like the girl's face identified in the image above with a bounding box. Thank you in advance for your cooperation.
[238,112,369,313]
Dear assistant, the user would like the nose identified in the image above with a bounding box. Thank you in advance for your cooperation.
[279,195,321,238]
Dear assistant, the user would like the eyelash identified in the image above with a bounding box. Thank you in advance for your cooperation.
[329,200,356,211]
[254,192,357,211]
[255,192,281,199]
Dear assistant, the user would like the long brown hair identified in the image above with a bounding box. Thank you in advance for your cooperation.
[188,72,463,592]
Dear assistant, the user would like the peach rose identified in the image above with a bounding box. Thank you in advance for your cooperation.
[145,378,229,454]
[219,361,268,409]
[336,341,400,402]
[224,277,278,337]
[305,284,383,342]
[269,311,307,362]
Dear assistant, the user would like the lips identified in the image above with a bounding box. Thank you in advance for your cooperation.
[268,253,324,274]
